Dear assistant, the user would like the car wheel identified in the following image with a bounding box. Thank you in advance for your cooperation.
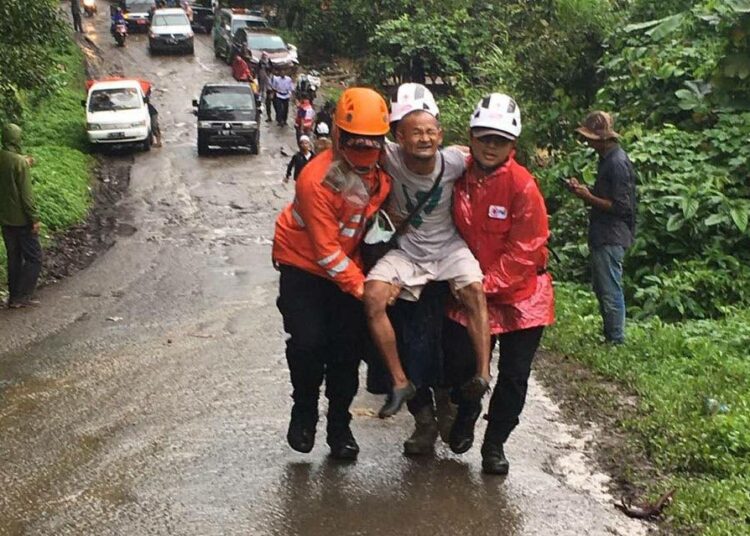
[197,133,209,156]
[188,45,195,55]
[224,46,232,65]
[214,41,221,58]
[142,134,152,152]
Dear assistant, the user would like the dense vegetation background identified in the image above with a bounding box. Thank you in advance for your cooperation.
[274,1,750,534]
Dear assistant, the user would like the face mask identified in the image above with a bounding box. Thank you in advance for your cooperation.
[363,210,396,245]
[341,147,381,174]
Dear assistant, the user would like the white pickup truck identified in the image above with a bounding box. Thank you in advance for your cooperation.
[84,79,152,151]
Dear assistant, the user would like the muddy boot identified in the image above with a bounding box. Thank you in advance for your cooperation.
[434,387,456,444]
[403,406,438,456]
[481,424,510,475]
[449,401,482,454]
[287,404,317,453]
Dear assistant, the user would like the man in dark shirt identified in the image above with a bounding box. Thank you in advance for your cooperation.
[565,111,637,344]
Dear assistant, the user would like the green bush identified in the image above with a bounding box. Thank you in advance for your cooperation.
[546,283,750,535]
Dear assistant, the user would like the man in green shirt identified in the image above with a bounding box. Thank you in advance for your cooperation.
[0,124,43,308]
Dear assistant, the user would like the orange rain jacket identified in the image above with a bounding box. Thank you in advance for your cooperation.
[273,149,391,297]
[448,154,555,334]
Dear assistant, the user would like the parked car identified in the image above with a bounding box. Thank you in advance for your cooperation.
[84,79,152,151]
[193,83,260,155]
[149,8,194,54]
[231,28,298,68]
[189,0,214,34]
[119,0,155,32]
[213,8,269,63]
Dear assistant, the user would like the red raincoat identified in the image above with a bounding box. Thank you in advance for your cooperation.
[448,153,554,334]
[232,55,251,82]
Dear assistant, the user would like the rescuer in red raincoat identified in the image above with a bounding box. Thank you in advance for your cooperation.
[444,93,555,475]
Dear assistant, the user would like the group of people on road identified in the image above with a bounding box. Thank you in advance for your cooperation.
[270,82,637,472]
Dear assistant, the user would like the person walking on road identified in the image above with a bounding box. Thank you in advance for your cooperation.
[272,88,392,460]
[444,93,554,475]
[258,53,274,123]
[271,70,294,127]
[0,124,43,309]
[564,111,637,345]
[364,83,491,423]
[283,135,314,183]
[71,0,84,33]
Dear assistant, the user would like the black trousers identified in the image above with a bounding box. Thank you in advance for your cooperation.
[2,225,43,303]
[277,265,365,428]
[443,318,544,444]
[274,97,290,125]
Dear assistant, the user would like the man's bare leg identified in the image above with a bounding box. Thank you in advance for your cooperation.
[456,282,492,388]
[364,280,415,417]
[364,280,409,388]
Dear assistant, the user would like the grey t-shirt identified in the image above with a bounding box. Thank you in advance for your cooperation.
[382,142,468,262]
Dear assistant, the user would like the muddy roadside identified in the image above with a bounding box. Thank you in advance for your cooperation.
[534,349,675,533]
[36,35,134,289]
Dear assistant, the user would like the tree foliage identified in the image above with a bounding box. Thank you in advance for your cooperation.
[0,0,67,123]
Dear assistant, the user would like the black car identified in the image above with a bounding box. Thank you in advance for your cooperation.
[189,0,214,34]
[193,84,259,155]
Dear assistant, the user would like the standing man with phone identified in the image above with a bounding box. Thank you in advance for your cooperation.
[564,111,637,344]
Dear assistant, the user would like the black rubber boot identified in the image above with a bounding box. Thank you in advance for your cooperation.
[481,442,509,475]
[287,404,317,453]
[327,424,360,460]
[403,406,438,456]
[481,424,510,475]
[326,406,360,460]
[448,402,482,454]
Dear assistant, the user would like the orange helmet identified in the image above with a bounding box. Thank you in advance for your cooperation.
[334,87,389,136]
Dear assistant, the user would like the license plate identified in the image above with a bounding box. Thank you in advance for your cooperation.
[220,130,232,136]
[107,131,126,139]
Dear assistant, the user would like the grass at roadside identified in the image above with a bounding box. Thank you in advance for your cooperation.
[0,42,93,298]
[543,283,750,536]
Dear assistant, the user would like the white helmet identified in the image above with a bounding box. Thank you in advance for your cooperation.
[390,83,439,123]
[470,93,521,140]
[315,121,330,136]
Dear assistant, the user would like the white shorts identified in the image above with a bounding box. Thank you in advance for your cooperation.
[366,247,483,301]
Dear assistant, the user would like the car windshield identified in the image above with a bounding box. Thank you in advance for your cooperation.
[152,13,189,26]
[89,88,142,112]
[231,19,267,33]
[200,88,255,111]
[247,34,285,51]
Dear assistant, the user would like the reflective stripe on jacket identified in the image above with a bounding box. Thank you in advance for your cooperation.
[272,149,391,296]
[448,154,554,334]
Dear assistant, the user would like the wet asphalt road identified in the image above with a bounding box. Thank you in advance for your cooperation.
[0,5,647,536]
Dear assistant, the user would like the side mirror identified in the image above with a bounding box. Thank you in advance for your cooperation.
[81,99,87,107]
[192,99,199,107]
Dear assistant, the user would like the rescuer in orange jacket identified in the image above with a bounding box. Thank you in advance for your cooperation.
[272,87,391,460]
[444,93,555,475]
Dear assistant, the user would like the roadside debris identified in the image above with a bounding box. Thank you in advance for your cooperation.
[615,489,676,520]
